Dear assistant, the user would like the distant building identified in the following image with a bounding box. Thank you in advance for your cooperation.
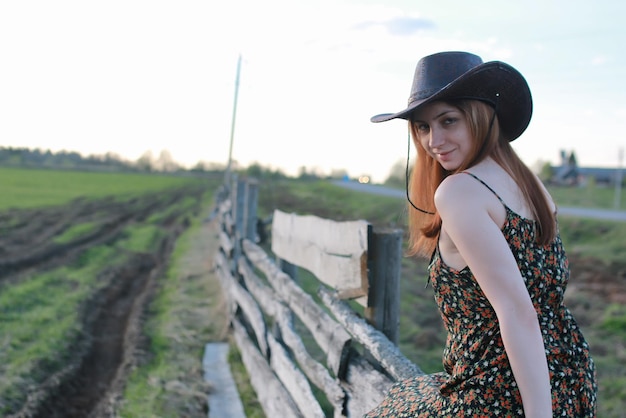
[550,149,623,186]
[551,150,580,185]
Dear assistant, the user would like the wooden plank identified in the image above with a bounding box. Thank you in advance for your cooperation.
[271,209,370,299]
[243,239,352,379]
[341,355,394,418]
[237,256,283,316]
[218,199,234,233]
[231,319,303,417]
[229,269,269,357]
[202,342,246,418]
[219,230,233,256]
[274,306,347,417]
[267,335,326,418]
[318,287,423,381]
[238,258,346,413]
[217,197,231,216]
[223,210,234,235]
[214,251,237,316]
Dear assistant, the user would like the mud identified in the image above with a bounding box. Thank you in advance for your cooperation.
[568,255,626,305]
[0,184,205,418]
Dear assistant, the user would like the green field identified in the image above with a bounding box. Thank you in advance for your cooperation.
[0,166,205,209]
[547,182,625,210]
[0,167,219,416]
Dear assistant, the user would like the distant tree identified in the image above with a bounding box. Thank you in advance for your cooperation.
[202,161,226,172]
[568,151,578,167]
[136,151,155,172]
[298,166,308,179]
[268,167,287,180]
[539,162,553,183]
[241,162,289,180]
[155,150,179,172]
[246,162,264,178]
[190,161,209,173]
[104,152,123,164]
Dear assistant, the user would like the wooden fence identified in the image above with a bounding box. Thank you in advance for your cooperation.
[213,177,423,417]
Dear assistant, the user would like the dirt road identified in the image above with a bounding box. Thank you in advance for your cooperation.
[333,180,626,222]
[0,185,205,417]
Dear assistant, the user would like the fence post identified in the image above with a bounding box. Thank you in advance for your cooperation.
[244,179,259,242]
[231,177,246,275]
[365,227,403,345]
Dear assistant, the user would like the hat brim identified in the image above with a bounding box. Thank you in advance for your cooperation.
[371,61,532,141]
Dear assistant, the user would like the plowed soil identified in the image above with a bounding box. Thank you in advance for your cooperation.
[0,184,206,417]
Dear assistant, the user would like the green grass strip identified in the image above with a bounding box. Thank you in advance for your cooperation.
[53,222,99,244]
[0,167,205,209]
[120,192,216,417]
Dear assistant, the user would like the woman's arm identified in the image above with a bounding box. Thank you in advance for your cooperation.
[435,175,552,418]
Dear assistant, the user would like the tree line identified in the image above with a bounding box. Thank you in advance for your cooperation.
[1,146,405,185]
[0,147,223,174]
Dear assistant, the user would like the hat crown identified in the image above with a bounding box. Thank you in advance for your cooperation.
[409,52,484,105]
[371,50,532,141]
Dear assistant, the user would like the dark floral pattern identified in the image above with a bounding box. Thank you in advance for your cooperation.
[365,176,597,417]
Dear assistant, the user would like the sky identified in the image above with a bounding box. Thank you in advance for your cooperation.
[1,0,625,183]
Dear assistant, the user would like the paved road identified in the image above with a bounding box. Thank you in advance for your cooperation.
[333,180,626,222]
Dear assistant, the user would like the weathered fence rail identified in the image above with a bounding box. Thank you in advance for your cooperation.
[213,178,422,417]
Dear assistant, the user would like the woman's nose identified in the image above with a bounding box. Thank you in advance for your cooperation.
[429,128,444,148]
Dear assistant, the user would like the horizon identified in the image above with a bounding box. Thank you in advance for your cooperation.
[2,145,623,183]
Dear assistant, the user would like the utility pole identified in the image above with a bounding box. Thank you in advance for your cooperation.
[615,147,623,209]
[225,54,242,187]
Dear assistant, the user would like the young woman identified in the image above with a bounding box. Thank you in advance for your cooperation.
[365,52,597,417]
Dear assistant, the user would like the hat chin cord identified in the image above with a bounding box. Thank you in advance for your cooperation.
[405,131,436,215]
[405,94,499,215]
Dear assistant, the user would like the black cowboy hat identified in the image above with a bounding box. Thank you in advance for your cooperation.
[371,51,533,141]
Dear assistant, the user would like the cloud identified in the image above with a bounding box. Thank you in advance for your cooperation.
[355,16,436,36]
[590,54,608,66]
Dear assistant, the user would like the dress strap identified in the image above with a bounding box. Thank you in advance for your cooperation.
[461,172,506,206]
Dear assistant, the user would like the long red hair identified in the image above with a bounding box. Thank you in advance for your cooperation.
[406,100,556,258]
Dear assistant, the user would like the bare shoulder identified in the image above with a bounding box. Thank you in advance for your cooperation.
[435,173,487,215]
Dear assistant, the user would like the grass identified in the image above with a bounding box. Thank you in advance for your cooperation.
[119,183,245,417]
[259,179,407,228]
[120,214,210,417]
[547,183,626,265]
[53,221,99,243]
[0,244,132,414]
[0,166,204,209]
[547,182,625,210]
[0,167,216,416]
[118,224,167,253]
[557,217,626,263]
[228,346,266,418]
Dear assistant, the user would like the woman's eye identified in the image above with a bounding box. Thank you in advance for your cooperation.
[417,123,429,132]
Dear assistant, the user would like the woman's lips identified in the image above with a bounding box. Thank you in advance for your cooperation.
[436,150,453,162]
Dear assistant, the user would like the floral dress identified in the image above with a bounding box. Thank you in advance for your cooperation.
[365,173,597,417]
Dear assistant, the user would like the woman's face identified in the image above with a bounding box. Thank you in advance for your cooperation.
[412,101,473,171]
